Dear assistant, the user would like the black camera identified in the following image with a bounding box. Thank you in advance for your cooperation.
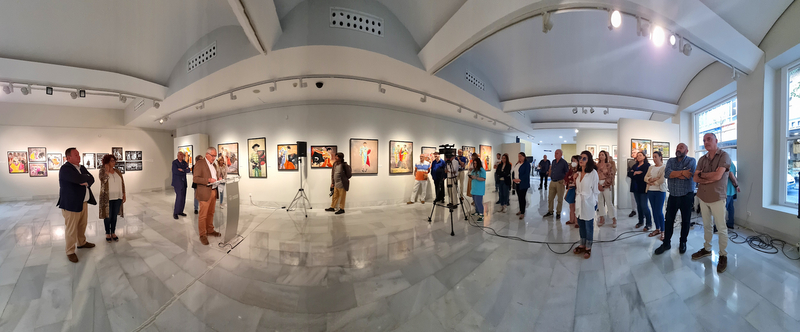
[316,82,324,88]
[439,144,457,159]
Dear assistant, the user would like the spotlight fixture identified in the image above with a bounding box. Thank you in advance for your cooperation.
[564,140,567,143]
[196,101,205,110]
[46,87,53,95]
[119,94,127,103]
[70,91,77,99]
[590,107,595,114]
[572,107,578,114]
[253,89,261,94]
[608,10,621,30]
[604,108,609,115]
[3,83,13,94]
[542,12,553,33]
[378,83,386,94]
[474,113,478,119]
[457,107,462,113]
[269,82,276,92]
[420,95,426,103]
[21,85,30,95]
[582,108,588,114]
[79,89,86,98]
[575,129,579,133]
[636,17,650,37]
[493,120,497,125]
[669,34,677,47]
[559,136,563,139]
[230,92,237,100]
[539,141,543,143]
[154,102,160,109]
[651,26,665,46]
[682,42,692,56]
[159,116,169,124]
[297,78,307,88]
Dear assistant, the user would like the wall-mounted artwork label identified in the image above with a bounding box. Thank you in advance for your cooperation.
[653,141,670,158]
[29,163,47,177]
[8,151,27,174]
[125,151,142,161]
[277,144,298,171]
[390,140,413,174]
[178,145,193,171]
[217,143,239,175]
[421,146,436,162]
[126,161,143,171]
[631,139,651,158]
[28,147,46,163]
[112,147,123,161]
[247,138,267,177]
[82,153,96,169]
[95,153,108,169]
[480,145,493,171]
[47,153,62,170]
[310,145,337,169]
[351,138,378,174]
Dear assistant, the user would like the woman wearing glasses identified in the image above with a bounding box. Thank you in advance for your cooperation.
[573,151,600,259]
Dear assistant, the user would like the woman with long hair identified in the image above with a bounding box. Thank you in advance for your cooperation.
[99,154,126,242]
[216,156,228,208]
[596,150,618,227]
[468,158,487,221]
[629,151,652,231]
[564,155,580,226]
[496,153,513,212]
[644,151,668,239]
[511,152,532,220]
[573,151,600,259]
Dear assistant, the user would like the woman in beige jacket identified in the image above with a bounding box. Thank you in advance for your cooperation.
[99,154,126,242]
[644,151,668,240]
[596,150,617,227]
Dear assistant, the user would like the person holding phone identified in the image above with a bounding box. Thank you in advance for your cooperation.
[468,158,486,221]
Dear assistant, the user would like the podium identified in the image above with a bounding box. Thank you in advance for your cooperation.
[223,177,241,244]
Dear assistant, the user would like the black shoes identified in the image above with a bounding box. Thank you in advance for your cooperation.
[173,214,178,219]
[178,213,187,216]
[556,214,561,220]
[543,212,554,217]
[325,208,335,212]
[335,209,345,215]
[194,210,198,214]
[679,242,687,254]
[628,211,636,218]
[654,244,670,255]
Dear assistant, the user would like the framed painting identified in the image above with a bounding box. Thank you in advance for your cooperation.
[82,153,96,169]
[29,163,47,177]
[178,145,193,170]
[28,147,46,163]
[390,140,413,174]
[350,138,378,174]
[47,153,62,170]
[653,141,670,158]
[310,145,337,168]
[217,142,239,175]
[125,150,142,161]
[126,161,143,171]
[112,147,123,161]
[421,146,437,162]
[461,146,476,158]
[612,145,618,160]
[115,162,126,174]
[247,138,267,177]
[95,153,108,168]
[631,139,651,158]
[480,145,493,171]
[7,151,27,174]
[599,145,610,154]
[276,144,298,171]
[585,145,597,157]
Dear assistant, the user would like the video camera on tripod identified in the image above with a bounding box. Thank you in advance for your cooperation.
[438,144,457,160]
[428,144,469,236]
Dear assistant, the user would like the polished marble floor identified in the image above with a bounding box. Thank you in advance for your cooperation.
[0,184,799,332]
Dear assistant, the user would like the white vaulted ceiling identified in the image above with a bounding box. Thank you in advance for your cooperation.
[699,0,793,45]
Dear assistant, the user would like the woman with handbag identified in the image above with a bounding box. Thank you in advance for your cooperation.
[564,155,580,226]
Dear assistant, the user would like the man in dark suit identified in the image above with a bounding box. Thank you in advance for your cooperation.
[193,147,222,245]
[172,151,190,219]
[57,147,97,263]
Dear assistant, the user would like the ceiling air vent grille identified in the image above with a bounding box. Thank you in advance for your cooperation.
[466,71,485,91]
[134,99,145,112]
[330,7,384,37]
[187,41,217,73]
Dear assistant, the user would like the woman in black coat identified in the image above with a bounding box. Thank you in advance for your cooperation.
[496,153,513,213]
[628,151,652,230]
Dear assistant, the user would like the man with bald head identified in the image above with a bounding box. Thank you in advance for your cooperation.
[690,133,732,273]
[193,147,222,245]
[544,149,569,219]
[654,143,696,256]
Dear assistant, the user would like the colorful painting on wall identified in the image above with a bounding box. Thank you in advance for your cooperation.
[585,145,597,157]
[112,147,123,161]
[277,144,298,171]
[390,140,413,174]
[47,153,62,170]
[612,145,618,160]
[462,146,476,159]
[125,151,142,161]
[599,145,610,155]
[95,153,108,168]
[350,138,378,174]
[480,145,493,171]
[126,161,143,171]
[247,138,267,177]
[178,145,193,170]
[310,145,337,169]
[29,163,47,177]
[28,147,46,163]
[217,143,239,175]
[421,146,437,162]
[631,139,651,158]
[82,153,96,169]
[8,151,27,174]
[653,141,670,158]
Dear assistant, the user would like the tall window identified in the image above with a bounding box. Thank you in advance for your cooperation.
[694,96,737,167]
[783,62,800,205]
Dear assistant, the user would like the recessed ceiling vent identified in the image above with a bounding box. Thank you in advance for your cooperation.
[330,7,384,37]
[187,41,217,73]
[134,99,145,112]
[465,71,485,91]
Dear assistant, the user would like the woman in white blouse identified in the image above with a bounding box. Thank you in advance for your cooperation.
[644,151,668,240]
[572,150,600,259]
[99,155,126,242]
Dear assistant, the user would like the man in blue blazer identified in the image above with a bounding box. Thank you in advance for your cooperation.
[57,148,97,263]
[172,151,190,219]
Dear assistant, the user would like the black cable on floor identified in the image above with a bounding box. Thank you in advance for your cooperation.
[729,229,800,260]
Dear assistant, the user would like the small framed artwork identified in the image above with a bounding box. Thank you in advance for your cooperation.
[8,151,28,174]
[653,141,670,158]
[247,138,267,177]
[612,145,618,160]
[47,153,62,170]
[310,145,337,169]
[390,140,413,174]
[112,147,123,161]
[631,139,652,158]
[29,163,47,177]
[599,145,610,154]
[277,144,298,171]
[217,142,239,175]
[126,161,143,171]
[28,147,47,163]
[115,162,126,174]
[125,151,142,161]
[480,145,493,171]
[350,138,378,174]
[462,146,476,158]
[95,153,108,168]
[178,145,193,170]
[82,153,96,169]
[585,145,597,156]
[421,146,437,162]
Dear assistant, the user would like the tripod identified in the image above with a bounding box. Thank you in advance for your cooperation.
[285,157,311,217]
[428,161,469,236]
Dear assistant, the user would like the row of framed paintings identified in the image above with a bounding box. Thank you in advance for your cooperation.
[631,139,670,158]
[7,147,142,177]
[204,138,494,178]
[584,145,618,160]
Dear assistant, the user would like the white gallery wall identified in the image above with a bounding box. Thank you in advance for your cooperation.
[0,103,174,201]
[576,129,618,159]
[617,118,679,210]
[175,103,513,207]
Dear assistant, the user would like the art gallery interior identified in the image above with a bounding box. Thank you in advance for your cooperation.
[1,0,800,331]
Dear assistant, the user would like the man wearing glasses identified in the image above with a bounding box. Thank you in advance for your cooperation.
[193,147,223,245]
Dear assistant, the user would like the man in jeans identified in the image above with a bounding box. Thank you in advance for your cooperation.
[537,155,550,190]
[691,133,732,273]
[725,162,740,229]
[654,143,696,255]
[543,149,569,220]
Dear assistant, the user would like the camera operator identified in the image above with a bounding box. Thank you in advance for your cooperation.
[430,152,446,203]
[457,149,469,195]
[444,152,461,203]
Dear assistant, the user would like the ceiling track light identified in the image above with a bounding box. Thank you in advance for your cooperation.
[651,25,665,46]
[542,12,553,33]
[636,16,650,37]
[590,107,595,114]
[420,95,426,103]
[294,78,307,88]
[269,82,277,92]
[46,87,53,95]
[608,10,621,30]
[682,41,692,56]
[572,107,578,114]
[604,108,609,115]
[70,91,77,99]
[457,107,462,113]
[79,89,85,98]
[493,120,497,125]
[21,85,30,95]
[119,94,127,103]
[230,92,237,100]
[196,101,205,110]
[153,101,160,109]
[3,83,13,94]
[669,33,678,47]
[159,116,169,124]
[378,83,386,94]
[474,113,478,119]
[582,108,588,114]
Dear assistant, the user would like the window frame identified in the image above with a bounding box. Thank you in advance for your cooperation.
[693,93,738,155]
[779,58,800,207]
